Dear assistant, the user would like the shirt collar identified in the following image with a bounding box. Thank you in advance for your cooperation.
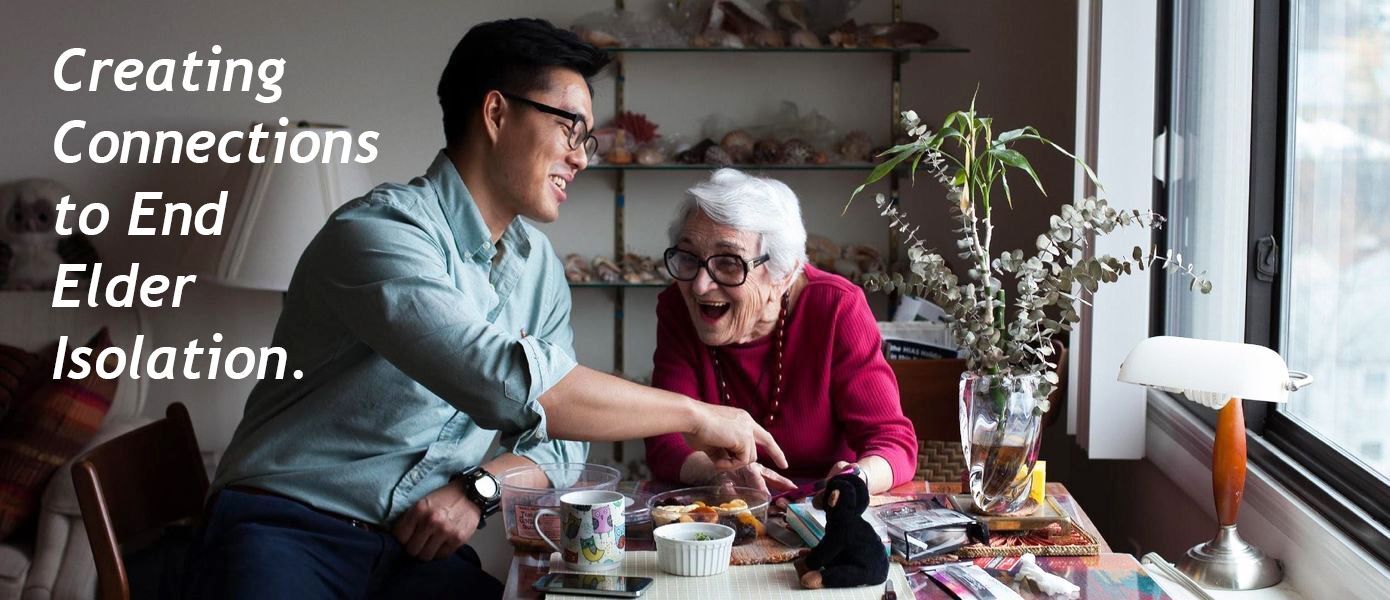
[427,150,511,262]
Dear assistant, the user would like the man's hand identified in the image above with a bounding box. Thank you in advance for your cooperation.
[393,480,482,561]
[686,403,788,471]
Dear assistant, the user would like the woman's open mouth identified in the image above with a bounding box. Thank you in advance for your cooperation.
[697,300,731,323]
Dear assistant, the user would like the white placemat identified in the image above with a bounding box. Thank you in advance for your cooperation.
[546,551,910,600]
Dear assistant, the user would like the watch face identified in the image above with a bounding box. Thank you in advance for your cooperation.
[475,473,499,499]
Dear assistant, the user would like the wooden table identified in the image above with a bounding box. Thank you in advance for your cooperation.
[503,481,1178,599]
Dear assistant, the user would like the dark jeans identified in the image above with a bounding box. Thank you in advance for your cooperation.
[182,490,502,600]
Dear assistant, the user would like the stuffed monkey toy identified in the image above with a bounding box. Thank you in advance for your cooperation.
[794,474,888,588]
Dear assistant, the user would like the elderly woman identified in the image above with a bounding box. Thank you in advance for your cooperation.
[644,169,917,495]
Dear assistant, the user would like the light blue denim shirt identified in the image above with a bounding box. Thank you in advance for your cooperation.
[212,151,583,525]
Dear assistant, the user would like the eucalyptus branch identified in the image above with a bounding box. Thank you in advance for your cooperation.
[852,100,1214,402]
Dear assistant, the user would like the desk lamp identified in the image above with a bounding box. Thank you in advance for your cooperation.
[1118,335,1312,590]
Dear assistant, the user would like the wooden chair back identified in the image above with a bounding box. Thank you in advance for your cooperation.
[71,402,208,600]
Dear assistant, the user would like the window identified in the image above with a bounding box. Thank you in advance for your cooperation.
[1281,0,1390,482]
[1159,0,1390,564]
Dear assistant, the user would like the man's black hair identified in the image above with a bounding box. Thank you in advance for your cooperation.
[438,18,611,147]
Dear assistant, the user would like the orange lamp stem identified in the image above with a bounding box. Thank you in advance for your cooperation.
[1212,396,1246,527]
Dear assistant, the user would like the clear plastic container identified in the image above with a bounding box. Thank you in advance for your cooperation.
[647,486,770,545]
[499,462,621,551]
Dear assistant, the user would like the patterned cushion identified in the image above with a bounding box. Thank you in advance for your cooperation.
[0,345,46,422]
[0,329,117,541]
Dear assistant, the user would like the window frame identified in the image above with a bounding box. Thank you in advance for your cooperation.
[1154,0,1390,566]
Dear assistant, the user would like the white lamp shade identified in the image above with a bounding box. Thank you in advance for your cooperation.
[182,123,371,291]
[1117,336,1293,403]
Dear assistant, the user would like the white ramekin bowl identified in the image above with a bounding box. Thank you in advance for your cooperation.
[653,522,735,576]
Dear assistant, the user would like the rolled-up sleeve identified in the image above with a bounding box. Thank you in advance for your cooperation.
[509,254,588,485]
[830,290,918,487]
[645,289,701,483]
[310,199,577,440]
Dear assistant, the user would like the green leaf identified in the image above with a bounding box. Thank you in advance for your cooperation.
[989,148,1045,195]
[846,149,916,212]
[952,168,968,186]
[998,127,1037,143]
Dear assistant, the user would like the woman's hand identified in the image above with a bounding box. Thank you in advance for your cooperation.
[719,462,798,496]
[824,460,863,481]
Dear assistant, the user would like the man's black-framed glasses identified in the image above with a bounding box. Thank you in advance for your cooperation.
[663,247,770,287]
[500,92,598,159]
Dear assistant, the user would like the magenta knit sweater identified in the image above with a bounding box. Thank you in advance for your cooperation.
[643,266,918,486]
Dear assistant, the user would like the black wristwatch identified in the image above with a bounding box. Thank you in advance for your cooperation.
[453,466,502,528]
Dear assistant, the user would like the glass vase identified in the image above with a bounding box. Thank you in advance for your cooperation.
[959,372,1045,514]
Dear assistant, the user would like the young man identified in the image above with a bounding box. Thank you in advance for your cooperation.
[184,19,785,599]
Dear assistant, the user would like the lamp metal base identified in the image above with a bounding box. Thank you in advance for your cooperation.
[1178,525,1282,590]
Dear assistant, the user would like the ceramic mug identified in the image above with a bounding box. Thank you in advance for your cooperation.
[534,490,626,571]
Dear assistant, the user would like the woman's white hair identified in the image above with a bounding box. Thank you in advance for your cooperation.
[668,168,808,281]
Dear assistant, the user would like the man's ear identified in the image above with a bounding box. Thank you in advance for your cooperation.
[827,489,840,509]
[481,90,507,145]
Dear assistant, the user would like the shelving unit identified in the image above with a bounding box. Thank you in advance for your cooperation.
[573,0,967,468]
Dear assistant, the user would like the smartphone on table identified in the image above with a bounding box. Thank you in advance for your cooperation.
[532,573,654,598]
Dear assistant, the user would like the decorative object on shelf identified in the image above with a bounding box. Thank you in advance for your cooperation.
[780,138,815,164]
[848,99,1213,515]
[826,19,940,49]
[0,178,100,291]
[635,147,665,166]
[720,129,755,163]
[604,130,634,165]
[837,130,873,162]
[1119,336,1313,590]
[675,139,718,164]
[572,9,684,49]
[180,122,369,291]
[805,234,884,283]
[611,111,661,145]
[857,22,939,49]
[563,253,673,286]
[753,137,783,164]
[564,254,594,283]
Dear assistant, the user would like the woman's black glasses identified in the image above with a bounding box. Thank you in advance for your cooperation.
[501,92,598,159]
[664,247,770,287]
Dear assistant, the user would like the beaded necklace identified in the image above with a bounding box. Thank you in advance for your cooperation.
[708,291,790,426]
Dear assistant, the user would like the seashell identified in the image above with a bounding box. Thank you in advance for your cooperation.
[715,31,745,48]
[838,131,873,162]
[789,29,822,48]
[780,138,814,164]
[611,111,660,145]
[858,22,940,49]
[810,150,829,165]
[753,29,786,48]
[592,256,623,283]
[767,0,810,31]
[605,130,634,165]
[676,139,717,164]
[576,28,623,48]
[690,34,713,48]
[833,257,862,280]
[805,235,840,269]
[828,19,859,48]
[720,130,755,163]
[753,138,783,164]
[704,145,733,166]
[564,253,594,283]
[635,146,665,165]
